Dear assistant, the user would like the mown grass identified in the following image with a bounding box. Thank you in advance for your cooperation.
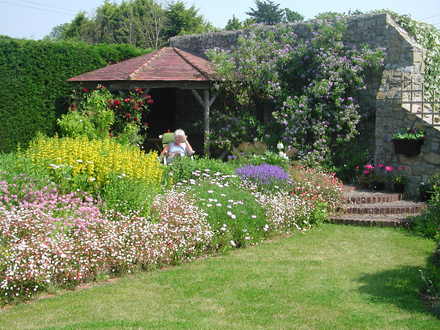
[0,225,437,329]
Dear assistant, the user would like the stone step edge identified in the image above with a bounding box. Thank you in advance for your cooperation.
[344,194,403,204]
[327,216,413,227]
[344,205,425,215]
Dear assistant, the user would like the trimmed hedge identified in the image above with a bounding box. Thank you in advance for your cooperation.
[0,37,149,152]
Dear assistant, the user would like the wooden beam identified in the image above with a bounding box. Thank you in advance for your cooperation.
[191,89,204,107]
[203,89,210,157]
[191,89,211,156]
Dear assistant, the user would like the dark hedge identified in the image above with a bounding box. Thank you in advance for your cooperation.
[0,37,149,152]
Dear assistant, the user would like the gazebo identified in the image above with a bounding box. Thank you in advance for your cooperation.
[68,47,217,155]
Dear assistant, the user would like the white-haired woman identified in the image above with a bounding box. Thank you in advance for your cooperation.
[160,129,195,164]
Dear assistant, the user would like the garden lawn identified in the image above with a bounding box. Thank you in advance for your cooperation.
[0,225,438,329]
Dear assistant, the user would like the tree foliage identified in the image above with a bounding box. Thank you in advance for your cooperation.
[47,0,214,48]
[246,0,303,25]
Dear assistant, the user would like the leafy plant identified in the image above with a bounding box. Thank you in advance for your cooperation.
[392,127,425,140]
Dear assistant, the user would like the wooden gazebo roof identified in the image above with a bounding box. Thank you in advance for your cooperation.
[68,47,216,89]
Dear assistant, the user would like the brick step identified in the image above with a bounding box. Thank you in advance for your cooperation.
[343,201,425,215]
[328,214,416,227]
[344,192,403,204]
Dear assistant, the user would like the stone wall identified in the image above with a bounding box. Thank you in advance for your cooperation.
[171,13,439,196]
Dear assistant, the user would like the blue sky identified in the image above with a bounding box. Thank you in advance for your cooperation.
[2,0,440,39]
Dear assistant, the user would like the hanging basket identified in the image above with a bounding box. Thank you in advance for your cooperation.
[392,138,424,157]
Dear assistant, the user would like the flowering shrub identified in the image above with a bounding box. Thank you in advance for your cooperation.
[0,188,213,304]
[208,23,384,164]
[255,191,315,230]
[26,135,163,192]
[355,163,395,190]
[63,86,153,146]
[235,164,290,188]
[289,165,344,211]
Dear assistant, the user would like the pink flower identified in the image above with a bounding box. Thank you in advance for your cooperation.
[385,166,394,172]
[377,164,384,168]
[363,170,370,175]
[364,164,374,170]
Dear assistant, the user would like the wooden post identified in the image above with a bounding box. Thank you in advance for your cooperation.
[192,89,217,157]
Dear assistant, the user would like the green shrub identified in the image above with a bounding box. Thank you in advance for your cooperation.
[101,175,161,218]
[411,185,440,240]
[0,38,148,152]
[164,156,235,184]
[422,241,440,318]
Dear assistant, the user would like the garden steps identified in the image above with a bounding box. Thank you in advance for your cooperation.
[329,186,426,227]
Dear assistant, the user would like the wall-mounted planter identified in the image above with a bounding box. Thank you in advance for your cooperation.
[392,138,424,157]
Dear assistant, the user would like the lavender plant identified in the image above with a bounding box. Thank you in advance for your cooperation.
[235,164,290,189]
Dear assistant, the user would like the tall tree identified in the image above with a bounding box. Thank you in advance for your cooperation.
[164,1,214,39]
[225,15,243,31]
[246,0,284,25]
[284,8,303,23]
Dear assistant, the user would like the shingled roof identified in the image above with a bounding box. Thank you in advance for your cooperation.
[68,47,215,82]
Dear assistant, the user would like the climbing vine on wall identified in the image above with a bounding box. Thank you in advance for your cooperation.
[378,10,440,101]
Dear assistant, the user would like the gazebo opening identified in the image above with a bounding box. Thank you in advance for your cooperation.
[68,47,216,156]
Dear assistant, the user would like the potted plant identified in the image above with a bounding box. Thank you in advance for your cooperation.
[392,127,425,157]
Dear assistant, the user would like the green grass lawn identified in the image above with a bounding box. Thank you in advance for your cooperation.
[0,224,438,329]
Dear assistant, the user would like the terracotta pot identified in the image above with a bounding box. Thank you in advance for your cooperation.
[392,138,424,157]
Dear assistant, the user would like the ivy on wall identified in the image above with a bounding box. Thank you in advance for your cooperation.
[378,10,440,100]
[0,38,148,152]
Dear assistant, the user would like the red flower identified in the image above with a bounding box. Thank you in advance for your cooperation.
[147,99,154,105]
[125,113,131,119]
[82,88,89,93]
[69,104,77,111]
[385,166,394,172]
[113,99,121,106]
[134,117,139,121]
[124,98,131,103]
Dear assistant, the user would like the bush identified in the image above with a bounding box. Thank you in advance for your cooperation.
[289,165,344,211]
[421,241,440,318]
[101,175,161,218]
[164,156,235,184]
[25,135,163,194]
[0,38,148,152]
[411,184,440,240]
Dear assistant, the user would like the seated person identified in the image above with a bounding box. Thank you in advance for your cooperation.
[160,129,195,164]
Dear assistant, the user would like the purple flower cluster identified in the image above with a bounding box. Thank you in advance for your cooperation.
[235,164,290,185]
